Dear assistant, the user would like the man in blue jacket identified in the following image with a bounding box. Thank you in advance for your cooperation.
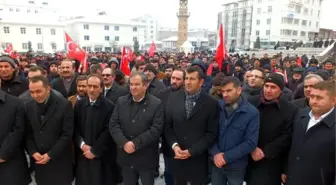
[210,76,259,185]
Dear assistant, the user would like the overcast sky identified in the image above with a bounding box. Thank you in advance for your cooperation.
[58,0,336,30]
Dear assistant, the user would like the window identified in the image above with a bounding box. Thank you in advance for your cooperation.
[304,8,308,15]
[28,1,35,4]
[302,20,307,26]
[311,9,313,16]
[36,28,41,35]
[27,9,31,13]
[234,4,238,8]
[266,30,270,35]
[51,43,56,50]
[268,6,272,13]
[309,21,311,26]
[281,29,292,36]
[114,26,119,31]
[300,31,306,37]
[256,30,260,36]
[114,36,119,41]
[133,27,137,32]
[295,6,301,13]
[105,36,110,41]
[294,19,300,25]
[16,8,20,12]
[84,35,90,40]
[104,25,109,30]
[267,18,271,25]
[42,2,48,5]
[9,8,13,12]
[133,37,137,41]
[150,30,154,33]
[22,43,28,49]
[37,43,43,50]
[34,10,38,13]
[20,27,26,34]
[84,24,89,30]
[256,20,260,25]
[316,22,319,28]
[3,27,10,34]
[305,0,310,3]
[293,30,298,36]
[257,8,261,14]
[258,0,262,3]
[317,10,320,17]
[50,29,56,35]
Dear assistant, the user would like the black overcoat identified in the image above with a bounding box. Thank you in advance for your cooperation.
[0,90,31,185]
[25,92,74,185]
[286,108,335,185]
[164,91,219,182]
[74,96,117,185]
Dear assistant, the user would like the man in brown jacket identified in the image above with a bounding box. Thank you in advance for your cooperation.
[68,75,88,107]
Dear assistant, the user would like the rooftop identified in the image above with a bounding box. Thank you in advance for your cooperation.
[64,15,146,27]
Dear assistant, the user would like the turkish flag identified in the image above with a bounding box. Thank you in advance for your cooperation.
[121,46,130,76]
[127,47,134,62]
[65,32,87,73]
[216,24,227,71]
[148,42,156,57]
[4,43,18,59]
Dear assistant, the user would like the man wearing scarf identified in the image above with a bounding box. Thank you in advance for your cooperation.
[245,73,298,185]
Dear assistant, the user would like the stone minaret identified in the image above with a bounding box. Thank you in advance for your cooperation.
[177,0,190,49]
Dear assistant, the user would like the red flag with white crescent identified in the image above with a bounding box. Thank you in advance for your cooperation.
[65,32,87,73]
[215,24,228,71]
[121,46,130,76]
[148,42,156,57]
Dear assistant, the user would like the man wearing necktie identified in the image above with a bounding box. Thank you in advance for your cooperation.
[74,74,117,185]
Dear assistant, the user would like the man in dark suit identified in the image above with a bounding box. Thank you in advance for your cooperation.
[74,74,117,185]
[0,82,31,185]
[144,64,166,98]
[110,72,164,185]
[164,66,219,185]
[102,67,128,104]
[25,76,74,185]
[284,81,335,185]
[51,60,78,98]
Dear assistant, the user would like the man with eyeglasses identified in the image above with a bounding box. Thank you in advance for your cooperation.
[242,68,265,99]
[102,68,128,104]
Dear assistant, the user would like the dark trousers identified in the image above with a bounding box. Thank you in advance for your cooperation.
[174,178,203,185]
[122,166,155,185]
[211,164,245,185]
[163,155,173,185]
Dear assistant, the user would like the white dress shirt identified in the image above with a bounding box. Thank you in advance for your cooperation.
[307,107,334,131]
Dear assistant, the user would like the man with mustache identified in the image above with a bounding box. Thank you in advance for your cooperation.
[51,60,78,98]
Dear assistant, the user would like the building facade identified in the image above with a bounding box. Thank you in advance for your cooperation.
[218,0,253,50]
[64,16,146,52]
[132,14,159,43]
[250,0,322,49]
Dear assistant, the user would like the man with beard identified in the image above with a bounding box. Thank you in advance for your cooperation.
[158,68,186,185]
[74,74,117,185]
[68,75,88,107]
[283,81,335,185]
[163,64,174,87]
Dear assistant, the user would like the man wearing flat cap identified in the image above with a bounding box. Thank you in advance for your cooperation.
[0,55,28,96]
[245,73,298,185]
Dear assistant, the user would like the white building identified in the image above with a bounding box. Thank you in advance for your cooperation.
[218,0,322,49]
[64,15,146,52]
[132,14,159,43]
[161,36,209,51]
[218,0,253,50]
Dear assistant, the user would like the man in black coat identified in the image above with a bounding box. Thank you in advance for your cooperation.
[158,68,186,185]
[164,66,219,185]
[246,73,298,185]
[284,81,335,185]
[51,60,78,98]
[102,67,128,104]
[109,72,164,185]
[74,74,117,185]
[0,87,31,185]
[25,76,74,185]
[144,64,166,98]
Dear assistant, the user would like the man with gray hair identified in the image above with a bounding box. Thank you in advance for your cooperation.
[109,72,164,185]
[292,74,324,109]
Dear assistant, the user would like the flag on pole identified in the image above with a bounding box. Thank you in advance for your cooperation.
[148,41,156,57]
[215,24,227,71]
[4,43,18,59]
[65,32,87,73]
[121,46,130,76]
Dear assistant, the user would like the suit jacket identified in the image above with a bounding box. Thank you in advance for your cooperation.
[25,92,74,185]
[164,91,219,182]
[147,78,166,98]
[286,108,335,185]
[104,82,128,104]
[0,90,31,185]
[51,74,78,98]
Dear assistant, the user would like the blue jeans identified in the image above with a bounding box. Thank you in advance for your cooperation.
[211,164,245,185]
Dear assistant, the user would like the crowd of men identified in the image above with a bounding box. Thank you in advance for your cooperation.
[0,51,335,185]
